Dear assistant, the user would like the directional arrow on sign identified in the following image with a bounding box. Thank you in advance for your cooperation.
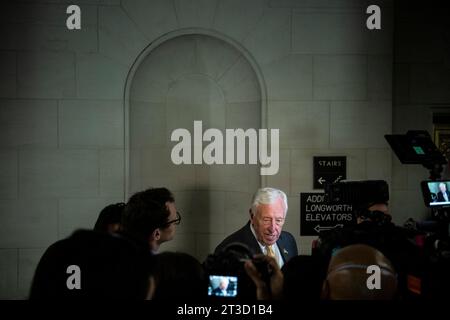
[318,177,326,185]
[314,224,344,233]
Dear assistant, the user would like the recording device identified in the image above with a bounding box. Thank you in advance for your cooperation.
[385,130,447,180]
[386,131,450,299]
[207,275,238,297]
[324,180,389,207]
[421,180,450,208]
[385,130,449,222]
[203,243,272,299]
[316,131,450,299]
[324,179,390,224]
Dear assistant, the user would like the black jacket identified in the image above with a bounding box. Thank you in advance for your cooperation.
[437,190,450,202]
[214,221,298,263]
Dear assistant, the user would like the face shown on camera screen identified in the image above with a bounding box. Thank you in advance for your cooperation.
[207,275,238,297]
[425,181,450,206]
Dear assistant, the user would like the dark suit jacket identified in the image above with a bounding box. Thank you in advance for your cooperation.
[437,190,450,202]
[214,221,298,263]
[211,286,231,296]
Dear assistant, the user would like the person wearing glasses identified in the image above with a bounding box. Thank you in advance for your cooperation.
[215,187,298,268]
[121,187,181,254]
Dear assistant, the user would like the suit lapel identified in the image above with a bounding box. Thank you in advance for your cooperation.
[276,235,290,262]
[244,222,264,255]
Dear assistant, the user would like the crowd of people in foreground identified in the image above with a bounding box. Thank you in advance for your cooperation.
[29,186,449,300]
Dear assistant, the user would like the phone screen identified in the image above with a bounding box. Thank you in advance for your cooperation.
[207,275,238,297]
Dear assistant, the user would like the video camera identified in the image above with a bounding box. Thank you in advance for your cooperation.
[385,130,447,180]
[421,180,450,210]
[325,180,389,207]
[317,131,450,299]
[386,130,450,214]
[324,180,390,224]
[386,130,450,299]
[203,243,272,300]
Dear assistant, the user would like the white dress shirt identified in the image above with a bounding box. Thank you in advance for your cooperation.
[250,223,284,268]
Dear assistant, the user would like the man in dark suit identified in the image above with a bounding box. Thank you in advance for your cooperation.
[211,277,232,297]
[215,188,298,268]
[437,182,450,202]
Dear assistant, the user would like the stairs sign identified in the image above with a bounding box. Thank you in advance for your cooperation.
[313,156,347,189]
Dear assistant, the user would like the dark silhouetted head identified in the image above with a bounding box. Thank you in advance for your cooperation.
[322,244,398,300]
[148,252,206,300]
[29,230,153,299]
[94,202,125,233]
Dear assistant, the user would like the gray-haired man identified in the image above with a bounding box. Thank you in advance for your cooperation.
[215,187,298,268]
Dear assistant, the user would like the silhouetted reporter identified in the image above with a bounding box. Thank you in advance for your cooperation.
[94,202,125,233]
[29,230,152,299]
[244,254,284,300]
[148,252,205,300]
[321,244,398,300]
[121,187,180,253]
[282,255,326,300]
[316,181,421,299]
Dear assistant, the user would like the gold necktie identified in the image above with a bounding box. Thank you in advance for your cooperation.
[266,245,275,258]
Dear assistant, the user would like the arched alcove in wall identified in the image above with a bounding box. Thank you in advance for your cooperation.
[125,30,266,260]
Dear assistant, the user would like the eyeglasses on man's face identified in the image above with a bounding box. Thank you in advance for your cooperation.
[163,211,181,227]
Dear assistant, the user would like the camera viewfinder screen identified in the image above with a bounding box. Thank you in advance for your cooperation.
[413,146,425,155]
[207,275,238,297]
[427,181,450,206]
